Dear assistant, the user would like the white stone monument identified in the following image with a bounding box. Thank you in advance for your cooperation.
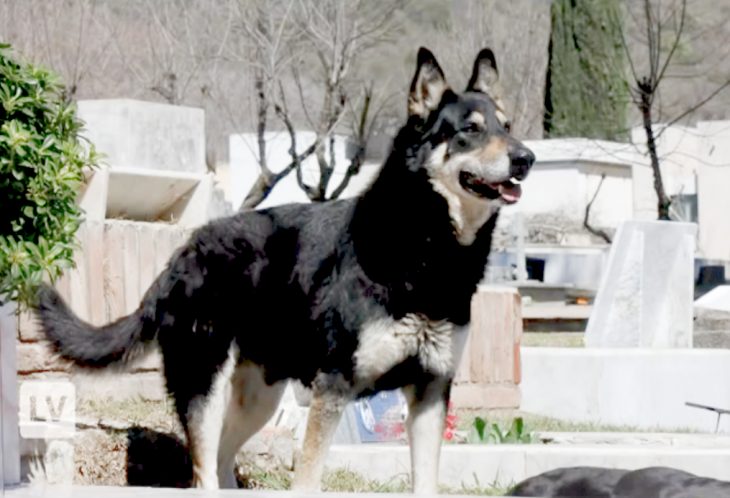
[75,99,217,227]
[585,220,697,347]
[695,285,730,313]
[76,99,206,174]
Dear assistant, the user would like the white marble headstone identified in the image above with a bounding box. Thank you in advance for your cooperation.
[695,285,730,313]
[585,221,697,348]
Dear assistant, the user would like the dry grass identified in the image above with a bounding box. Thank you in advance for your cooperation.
[522,332,584,347]
[241,466,509,495]
[324,468,410,493]
[77,397,180,432]
[73,430,128,486]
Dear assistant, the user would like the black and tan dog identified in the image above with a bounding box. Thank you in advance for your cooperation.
[36,47,534,492]
[509,466,730,498]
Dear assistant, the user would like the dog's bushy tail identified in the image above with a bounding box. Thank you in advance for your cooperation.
[36,283,159,369]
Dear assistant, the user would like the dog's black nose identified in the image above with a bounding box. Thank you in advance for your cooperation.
[509,146,535,180]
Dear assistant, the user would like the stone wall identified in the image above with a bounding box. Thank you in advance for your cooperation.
[16,220,188,400]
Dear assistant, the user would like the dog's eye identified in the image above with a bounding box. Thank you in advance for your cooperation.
[503,120,512,133]
[462,122,482,134]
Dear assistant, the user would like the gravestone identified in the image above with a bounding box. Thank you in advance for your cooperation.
[585,221,697,347]
[693,285,730,348]
[696,285,730,313]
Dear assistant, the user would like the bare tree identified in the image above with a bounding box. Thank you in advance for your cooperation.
[431,0,552,139]
[330,81,397,199]
[0,0,114,102]
[617,0,730,220]
[220,0,303,208]
[584,174,612,244]
[102,0,233,106]
[235,0,402,209]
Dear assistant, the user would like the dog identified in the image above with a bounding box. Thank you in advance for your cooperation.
[35,47,535,493]
[509,466,629,497]
[509,466,730,498]
[612,467,730,498]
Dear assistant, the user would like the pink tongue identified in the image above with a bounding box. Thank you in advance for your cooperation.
[498,183,522,203]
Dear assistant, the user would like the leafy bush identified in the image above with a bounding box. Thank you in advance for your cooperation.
[0,43,97,307]
[471,416,533,444]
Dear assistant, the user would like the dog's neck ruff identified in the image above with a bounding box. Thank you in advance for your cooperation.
[354,314,455,385]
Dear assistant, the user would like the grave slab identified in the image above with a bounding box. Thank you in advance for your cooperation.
[695,285,730,313]
[585,220,697,348]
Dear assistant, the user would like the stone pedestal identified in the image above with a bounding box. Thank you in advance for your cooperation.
[451,286,522,409]
[585,221,697,348]
[75,100,219,227]
[1,302,20,486]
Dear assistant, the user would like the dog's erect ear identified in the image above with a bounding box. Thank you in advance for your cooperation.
[408,47,449,119]
[466,48,500,96]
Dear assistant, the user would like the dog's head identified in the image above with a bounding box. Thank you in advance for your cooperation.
[406,47,535,244]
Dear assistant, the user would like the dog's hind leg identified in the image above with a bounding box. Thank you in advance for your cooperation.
[291,374,350,492]
[183,346,238,489]
[403,376,451,495]
[216,363,286,488]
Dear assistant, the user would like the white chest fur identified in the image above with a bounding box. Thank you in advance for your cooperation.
[353,314,461,384]
[425,143,500,246]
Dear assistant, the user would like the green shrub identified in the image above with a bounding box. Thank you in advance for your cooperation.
[0,43,98,307]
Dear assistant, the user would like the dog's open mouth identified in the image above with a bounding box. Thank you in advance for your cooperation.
[458,171,522,204]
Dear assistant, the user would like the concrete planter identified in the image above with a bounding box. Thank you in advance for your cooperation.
[521,347,730,432]
[327,442,730,490]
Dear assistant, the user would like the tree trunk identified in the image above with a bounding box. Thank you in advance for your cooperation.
[241,172,274,210]
[640,86,671,220]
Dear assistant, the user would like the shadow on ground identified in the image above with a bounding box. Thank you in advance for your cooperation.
[125,427,192,487]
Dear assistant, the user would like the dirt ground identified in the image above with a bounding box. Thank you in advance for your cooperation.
[62,396,662,489]
[56,328,616,492]
[68,398,502,492]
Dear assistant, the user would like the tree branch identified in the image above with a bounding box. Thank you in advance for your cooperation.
[583,174,612,244]
[655,0,686,87]
[654,78,730,140]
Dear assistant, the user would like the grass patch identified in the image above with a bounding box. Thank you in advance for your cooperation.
[456,409,697,434]
[239,465,510,494]
[441,476,513,496]
[77,397,180,433]
[324,468,410,493]
[237,462,292,490]
[522,332,584,347]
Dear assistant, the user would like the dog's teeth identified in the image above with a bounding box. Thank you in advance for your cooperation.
[510,177,522,185]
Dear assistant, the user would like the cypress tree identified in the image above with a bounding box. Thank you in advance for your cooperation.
[545,0,629,140]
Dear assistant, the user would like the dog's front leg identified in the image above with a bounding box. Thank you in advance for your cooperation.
[292,375,350,492]
[404,376,451,495]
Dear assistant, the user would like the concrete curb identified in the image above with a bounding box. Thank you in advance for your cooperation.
[327,443,730,489]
